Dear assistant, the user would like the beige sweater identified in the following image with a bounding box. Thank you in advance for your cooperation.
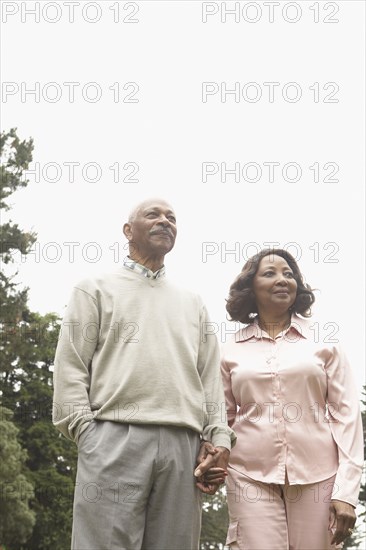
[52,267,236,449]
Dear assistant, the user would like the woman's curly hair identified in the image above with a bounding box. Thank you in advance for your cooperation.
[226,248,315,324]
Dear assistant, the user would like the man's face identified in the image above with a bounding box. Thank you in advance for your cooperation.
[124,200,177,259]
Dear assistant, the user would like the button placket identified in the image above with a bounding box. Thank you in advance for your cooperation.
[269,338,287,446]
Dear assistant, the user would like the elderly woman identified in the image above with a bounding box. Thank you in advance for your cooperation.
[208,248,363,550]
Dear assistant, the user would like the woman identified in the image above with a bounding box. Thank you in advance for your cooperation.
[206,248,363,549]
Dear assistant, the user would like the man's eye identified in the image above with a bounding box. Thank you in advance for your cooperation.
[168,217,176,223]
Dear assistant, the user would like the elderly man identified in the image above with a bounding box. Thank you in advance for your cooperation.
[52,198,236,550]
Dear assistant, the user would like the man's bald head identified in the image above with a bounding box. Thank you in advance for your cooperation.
[128,198,175,224]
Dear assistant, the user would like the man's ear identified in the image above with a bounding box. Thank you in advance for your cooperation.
[123,222,132,241]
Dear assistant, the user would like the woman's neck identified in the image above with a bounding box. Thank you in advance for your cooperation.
[257,311,292,339]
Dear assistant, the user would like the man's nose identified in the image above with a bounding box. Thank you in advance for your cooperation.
[157,214,170,225]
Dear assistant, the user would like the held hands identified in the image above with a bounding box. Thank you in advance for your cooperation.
[329,500,356,546]
[194,441,230,495]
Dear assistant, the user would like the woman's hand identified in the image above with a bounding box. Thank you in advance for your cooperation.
[329,500,356,546]
[194,442,229,495]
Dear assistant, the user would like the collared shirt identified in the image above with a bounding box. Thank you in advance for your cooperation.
[221,314,363,506]
[123,256,165,279]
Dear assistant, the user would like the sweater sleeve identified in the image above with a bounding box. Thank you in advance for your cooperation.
[198,305,237,449]
[325,345,364,507]
[52,285,99,443]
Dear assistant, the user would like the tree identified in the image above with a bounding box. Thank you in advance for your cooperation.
[0,406,35,546]
[200,487,229,549]
[1,310,78,550]
[0,128,35,329]
[0,128,35,261]
[0,129,78,549]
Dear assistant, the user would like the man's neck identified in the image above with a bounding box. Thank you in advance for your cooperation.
[128,254,165,273]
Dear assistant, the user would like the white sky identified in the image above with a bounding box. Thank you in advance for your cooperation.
[1,0,365,396]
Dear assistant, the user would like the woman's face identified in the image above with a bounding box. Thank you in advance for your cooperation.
[252,254,298,314]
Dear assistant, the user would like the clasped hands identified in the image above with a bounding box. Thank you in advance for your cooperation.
[194,441,230,495]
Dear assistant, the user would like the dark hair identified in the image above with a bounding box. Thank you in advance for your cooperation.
[226,248,315,324]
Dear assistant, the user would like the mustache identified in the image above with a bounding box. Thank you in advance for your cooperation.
[150,228,174,237]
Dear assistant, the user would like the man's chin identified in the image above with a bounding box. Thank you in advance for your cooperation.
[156,242,175,255]
[150,236,175,250]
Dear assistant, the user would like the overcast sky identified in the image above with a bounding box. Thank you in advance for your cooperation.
[1,0,365,392]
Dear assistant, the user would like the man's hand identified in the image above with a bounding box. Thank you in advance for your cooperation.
[194,442,230,495]
[329,500,356,546]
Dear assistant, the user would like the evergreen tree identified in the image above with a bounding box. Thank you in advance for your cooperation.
[0,406,36,546]
[200,487,229,549]
[0,129,78,549]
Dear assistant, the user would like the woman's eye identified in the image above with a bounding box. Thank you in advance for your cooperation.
[285,272,294,278]
[263,272,274,276]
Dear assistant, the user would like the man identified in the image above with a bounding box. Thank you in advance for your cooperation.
[52,198,236,550]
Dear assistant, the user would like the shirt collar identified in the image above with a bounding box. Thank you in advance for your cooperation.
[235,314,311,342]
[123,257,165,280]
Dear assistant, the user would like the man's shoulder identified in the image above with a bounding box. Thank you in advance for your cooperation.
[72,269,129,296]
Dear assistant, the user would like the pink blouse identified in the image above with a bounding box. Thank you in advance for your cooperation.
[221,315,363,507]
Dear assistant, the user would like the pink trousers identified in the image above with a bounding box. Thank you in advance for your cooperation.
[226,468,342,550]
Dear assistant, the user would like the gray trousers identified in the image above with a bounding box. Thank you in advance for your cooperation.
[71,421,202,550]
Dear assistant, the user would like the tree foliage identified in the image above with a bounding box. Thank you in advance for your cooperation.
[0,128,36,262]
[0,407,36,546]
[0,129,77,549]
[200,487,229,549]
